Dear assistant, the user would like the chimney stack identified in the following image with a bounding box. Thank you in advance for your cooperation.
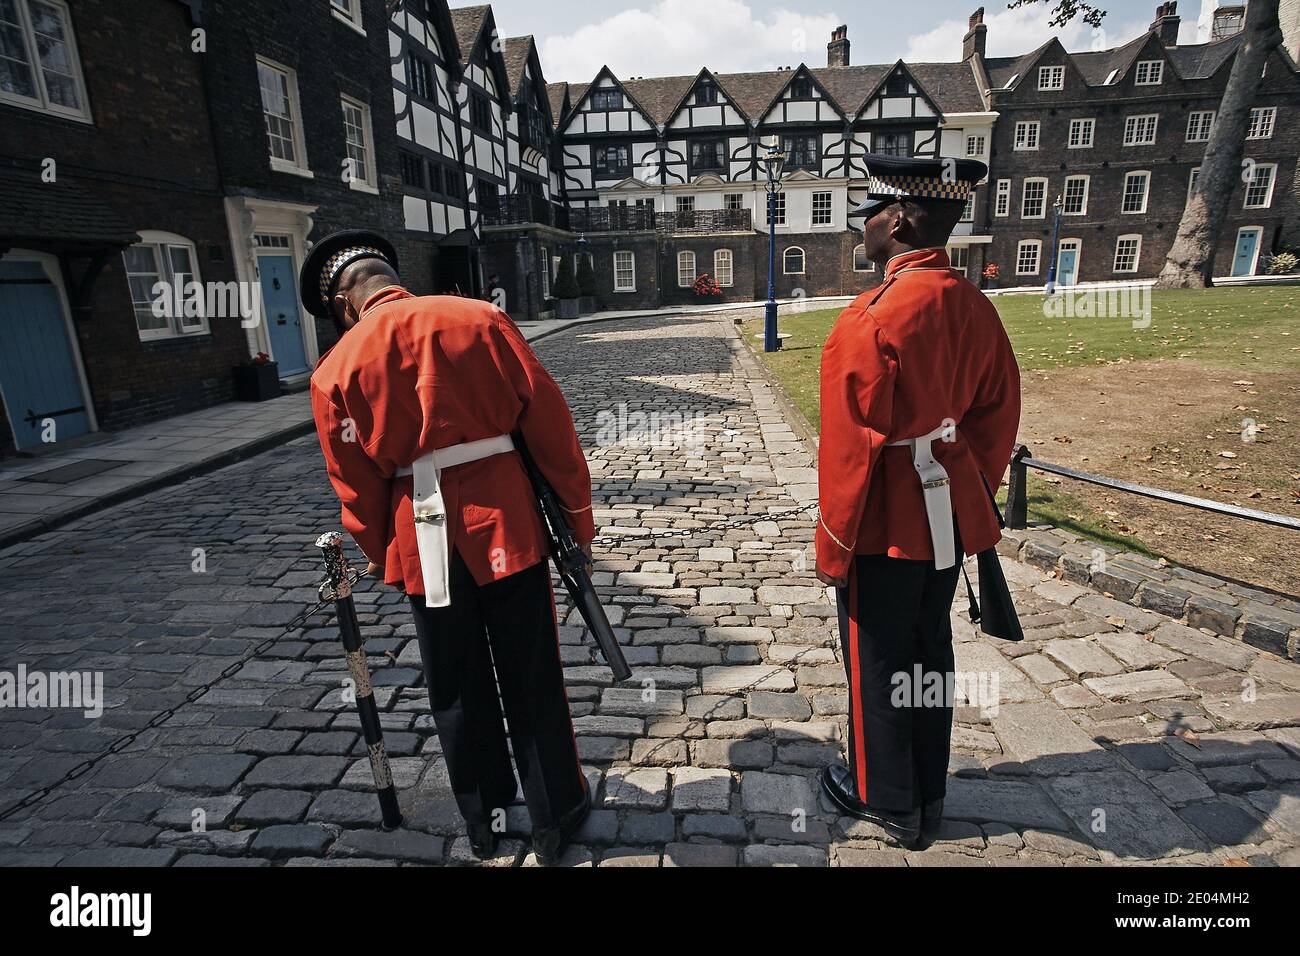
[963,8,988,60]
[1150,1,1181,45]
[827,24,850,67]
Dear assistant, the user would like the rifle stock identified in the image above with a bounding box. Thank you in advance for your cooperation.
[512,433,631,681]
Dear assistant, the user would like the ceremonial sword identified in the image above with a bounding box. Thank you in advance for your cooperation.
[315,532,403,829]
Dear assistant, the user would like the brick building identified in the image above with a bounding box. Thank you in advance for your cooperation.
[980,3,1300,286]
[0,0,244,453]
[0,0,404,457]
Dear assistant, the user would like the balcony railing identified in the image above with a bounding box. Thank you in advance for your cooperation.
[482,199,753,235]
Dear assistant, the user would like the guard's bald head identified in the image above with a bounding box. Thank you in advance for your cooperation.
[330,257,401,330]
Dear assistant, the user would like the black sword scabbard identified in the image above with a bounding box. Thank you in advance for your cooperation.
[315,532,403,830]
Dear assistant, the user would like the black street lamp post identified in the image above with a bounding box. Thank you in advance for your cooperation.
[762,140,786,353]
[1045,194,1063,296]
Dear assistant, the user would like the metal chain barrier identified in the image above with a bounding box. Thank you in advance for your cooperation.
[588,500,819,549]
[0,502,820,822]
[0,569,365,824]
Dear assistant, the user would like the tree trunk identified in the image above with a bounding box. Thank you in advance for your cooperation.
[1155,0,1283,288]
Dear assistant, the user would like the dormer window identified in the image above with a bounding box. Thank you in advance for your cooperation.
[1134,60,1164,85]
[1037,66,1064,91]
[695,81,717,105]
[789,76,813,99]
[885,73,908,96]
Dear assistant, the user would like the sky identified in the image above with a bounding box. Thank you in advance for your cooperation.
[474,0,1220,83]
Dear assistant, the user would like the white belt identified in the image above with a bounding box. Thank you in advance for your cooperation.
[394,434,515,607]
[887,423,958,570]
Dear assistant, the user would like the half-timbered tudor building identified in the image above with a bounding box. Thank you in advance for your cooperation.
[540,43,996,303]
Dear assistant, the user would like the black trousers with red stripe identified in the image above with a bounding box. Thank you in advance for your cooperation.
[835,549,961,813]
[408,550,586,831]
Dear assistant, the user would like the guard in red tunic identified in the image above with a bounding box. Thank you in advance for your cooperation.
[816,157,1021,847]
[300,230,592,864]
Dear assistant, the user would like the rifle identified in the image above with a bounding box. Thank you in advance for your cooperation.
[512,432,632,681]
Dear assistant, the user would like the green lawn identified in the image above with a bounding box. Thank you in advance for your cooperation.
[753,286,1300,430]
[747,286,1299,558]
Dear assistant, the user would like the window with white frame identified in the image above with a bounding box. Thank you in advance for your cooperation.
[1038,65,1064,91]
[1186,110,1215,143]
[948,245,969,275]
[1247,107,1276,139]
[783,246,805,275]
[1123,114,1159,146]
[1067,118,1094,148]
[1187,167,1200,203]
[714,249,733,286]
[965,134,985,156]
[258,58,309,173]
[1134,60,1164,85]
[852,244,873,272]
[0,0,90,119]
[540,245,550,298]
[811,191,833,226]
[1021,178,1047,218]
[994,179,1011,217]
[341,95,377,191]
[122,232,209,340]
[1015,240,1041,275]
[677,250,696,287]
[613,250,635,291]
[1113,235,1141,272]
[1014,121,1039,150]
[330,0,362,28]
[1122,171,1150,213]
[961,193,975,222]
[770,192,786,226]
[1062,175,1088,215]
[724,193,744,210]
[1244,163,1276,208]
[676,194,695,213]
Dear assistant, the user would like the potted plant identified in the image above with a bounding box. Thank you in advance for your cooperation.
[981,262,999,290]
[575,252,597,314]
[234,352,280,402]
[554,252,580,319]
[691,272,722,298]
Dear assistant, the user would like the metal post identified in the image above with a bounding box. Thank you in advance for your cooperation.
[1045,195,1062,296]
[1006,446,1031,530]
[764,186,778,353]
[315,532,403,830]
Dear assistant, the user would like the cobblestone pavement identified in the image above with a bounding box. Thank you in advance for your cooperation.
[1,315,1298,867]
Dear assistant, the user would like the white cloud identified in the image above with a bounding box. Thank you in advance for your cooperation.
[904,6,1153,62]
[539,0,842,82]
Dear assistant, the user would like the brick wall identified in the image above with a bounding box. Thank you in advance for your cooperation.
[0,0,246,438]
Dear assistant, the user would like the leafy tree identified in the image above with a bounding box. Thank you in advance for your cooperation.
[553,252,580,299]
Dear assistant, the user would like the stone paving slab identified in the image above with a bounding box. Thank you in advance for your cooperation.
[0,314,1297,866]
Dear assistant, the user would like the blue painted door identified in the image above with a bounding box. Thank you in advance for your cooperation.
[1231,230,1259,277]
[1057,242,1079,286]
[258,254,307,375]
[0,260,91,450]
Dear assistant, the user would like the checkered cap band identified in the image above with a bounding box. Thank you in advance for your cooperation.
[318,246,387,303]
[871,173,972,202]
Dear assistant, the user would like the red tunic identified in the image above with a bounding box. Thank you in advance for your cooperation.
[815,248,1021,580]
[310,286,594,595]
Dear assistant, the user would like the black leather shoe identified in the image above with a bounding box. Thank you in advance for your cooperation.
[920,798,944,843]
[467,822,499,860]
[533,784,593,867]
[821,764,921,848]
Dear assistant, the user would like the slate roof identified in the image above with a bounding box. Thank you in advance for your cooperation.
[501,36,533,95]
[0,166,138,249]
[1167,33,1243,78]
[448,5,489,68]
